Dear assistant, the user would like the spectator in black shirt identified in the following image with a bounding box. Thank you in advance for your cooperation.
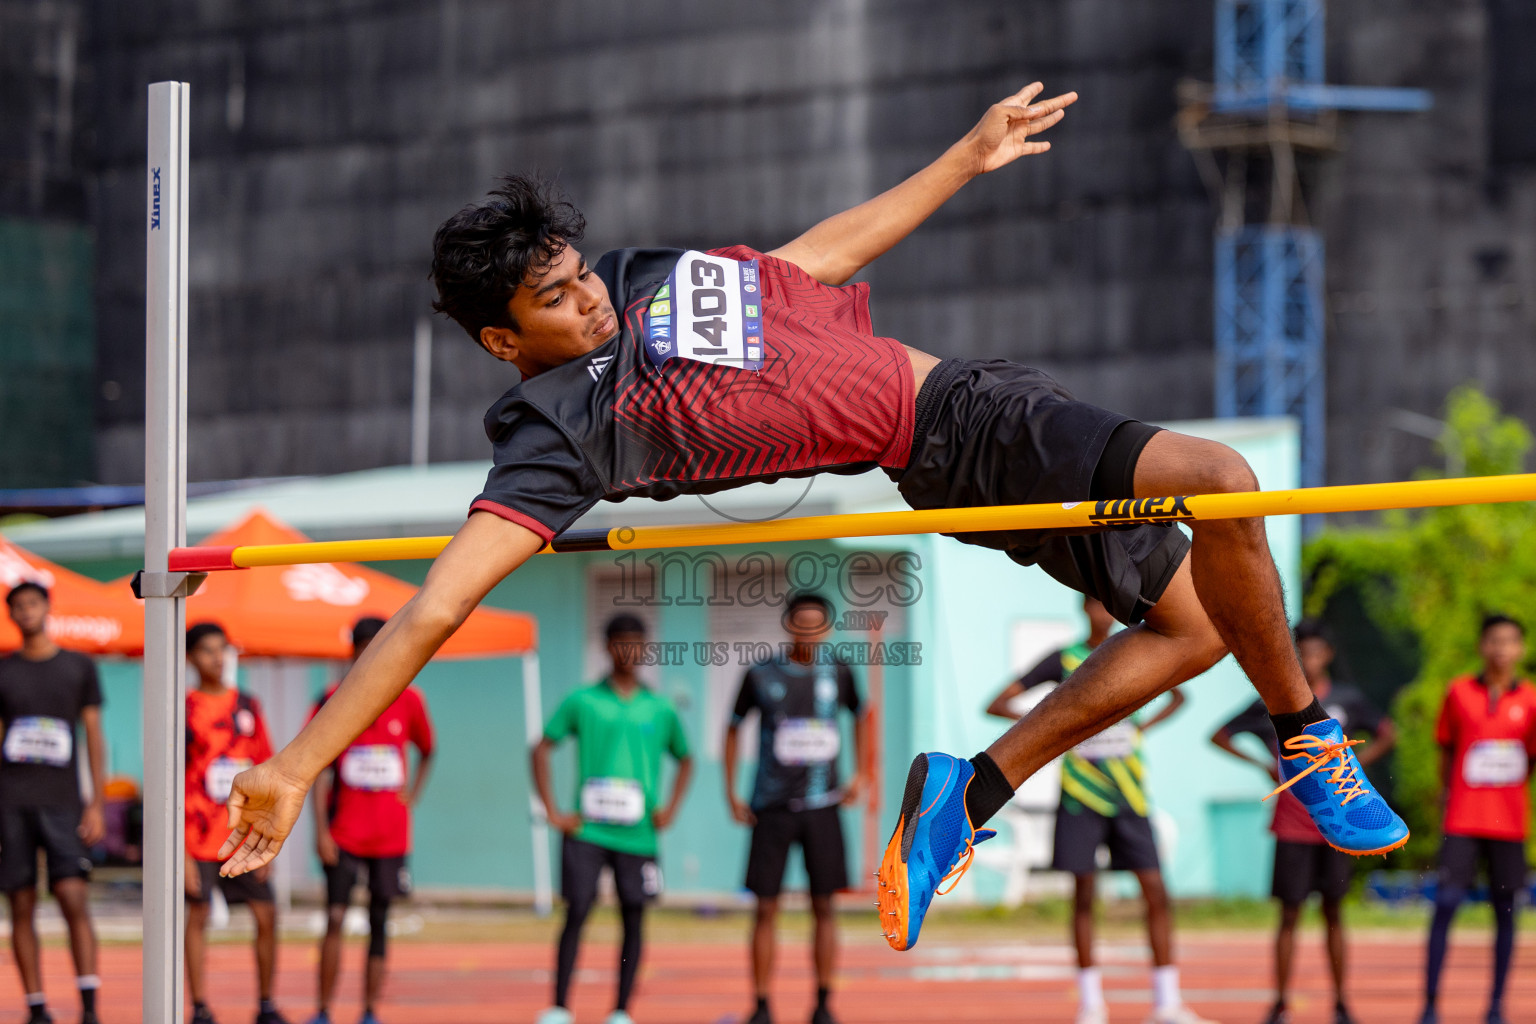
[725,593,868,1024]
[0,583,106,1024]
[1210,621,1394,1024]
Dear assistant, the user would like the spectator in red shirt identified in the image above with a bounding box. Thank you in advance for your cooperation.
[1420,614,1536,1024]
[183,622,287,1024]
[305,618,435,1024]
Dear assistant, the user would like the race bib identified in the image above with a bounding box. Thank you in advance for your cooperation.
[1463,739,1529,787]
[581,777,646,826]
[205,756,252,804]
[339,744,407,792]
[3,716,72,767]
[773,718,842,766]
[1073,720,1138,762]
[645,251,765,371]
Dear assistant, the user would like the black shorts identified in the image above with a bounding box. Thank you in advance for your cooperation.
[1272,839,1354,905]
[1438,834,1528,897]
[188,858,273,906]
[562,835,661,909]
[889,359,1190,625]
[745,805,849,898]
[1052,806,1160,874]
[0,806,93,891]
[325,849,412,906]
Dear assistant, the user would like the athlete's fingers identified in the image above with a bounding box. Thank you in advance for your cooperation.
[1023,92,1078,120]
[1005,81,1045,105]
[225,786,248,830]
[219,832,258,875]
[1023,109,1067,135]
[222,830,278,877]
[216,822,250,861]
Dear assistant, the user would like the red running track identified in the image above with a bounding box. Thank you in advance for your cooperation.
[0,932,1524,1023]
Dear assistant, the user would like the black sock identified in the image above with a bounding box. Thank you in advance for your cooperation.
[817,986,830,1009]
[259,998,277,1014]
[756,995,770,1013]
[1270,697,1328,743]
[964,752,1015,828]
[78,987,96,1014]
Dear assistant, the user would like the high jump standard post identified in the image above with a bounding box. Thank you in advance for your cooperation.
[143,80,194,1024]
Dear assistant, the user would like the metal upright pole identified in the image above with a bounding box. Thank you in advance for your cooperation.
[411,317,433,468]
[522,651,553,916]
[144,80,191,1024]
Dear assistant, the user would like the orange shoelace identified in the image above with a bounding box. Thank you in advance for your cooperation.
[1265,733,1369,805]
[935,838,981,896]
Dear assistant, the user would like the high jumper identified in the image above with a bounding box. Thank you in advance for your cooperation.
[214,82,1409,954]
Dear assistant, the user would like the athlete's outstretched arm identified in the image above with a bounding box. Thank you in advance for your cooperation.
[768,82,1076,285]
[218,511,546,875]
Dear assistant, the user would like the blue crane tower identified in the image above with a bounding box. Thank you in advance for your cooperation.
[1178,0,1430,495]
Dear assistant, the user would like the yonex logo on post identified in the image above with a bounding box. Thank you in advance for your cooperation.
[150,167,162,229]
[1087,495,1195,527]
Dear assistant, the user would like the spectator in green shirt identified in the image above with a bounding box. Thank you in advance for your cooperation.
[531,614,693,1024]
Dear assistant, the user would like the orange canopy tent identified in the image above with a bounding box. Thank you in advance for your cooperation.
[0,536,145,655]
[136,510,535,659]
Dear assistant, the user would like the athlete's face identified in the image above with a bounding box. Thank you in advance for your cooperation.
[785,603,833,646]
[608,631,647,673]
[481,245,618,377]
[188,633,228,685]
[5,589,49,639]
[1298,637,1334,684]
[1479,623,1526,674]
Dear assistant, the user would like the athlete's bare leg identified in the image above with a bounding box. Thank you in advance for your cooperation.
[1135,868,1174,969]
[983,433,1310,785]
[1071,874,1096,969]
[1132,431,1312,716]
[984,561,1224,781]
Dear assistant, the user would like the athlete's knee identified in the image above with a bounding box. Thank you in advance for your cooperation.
[1072,875,1096,911]
[1433,884,1467,913]
[1320,898,1343,926]
[563,895,596,925]
[1136,871,1168,910]
[49,879,89,918]
[1277,902,1302,928]
[809,894,834,920]
[1196,442,1259,495]
[754,896,780,923]
[367,897,390,958]
[325,904,347,933]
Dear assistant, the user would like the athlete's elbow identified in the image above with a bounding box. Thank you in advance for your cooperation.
[402,591,467,643]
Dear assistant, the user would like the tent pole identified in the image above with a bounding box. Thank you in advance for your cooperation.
[144,81,191,1024]
[522,652,552,916]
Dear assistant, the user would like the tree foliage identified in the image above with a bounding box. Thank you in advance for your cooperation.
[1303,385,1536,865]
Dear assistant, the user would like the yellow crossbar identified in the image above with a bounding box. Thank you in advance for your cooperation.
[165,473,1536,571]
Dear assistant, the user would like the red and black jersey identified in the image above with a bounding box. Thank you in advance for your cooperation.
[471,246,915,541]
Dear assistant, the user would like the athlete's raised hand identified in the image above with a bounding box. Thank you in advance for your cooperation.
[217,760,310,877]
[959,82,1078,175]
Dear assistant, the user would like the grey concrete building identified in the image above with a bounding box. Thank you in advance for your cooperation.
[10,0,1536,489]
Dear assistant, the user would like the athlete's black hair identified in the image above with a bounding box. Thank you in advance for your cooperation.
[1293,618,1334,647]
[351,616,387,649]
[186,621,228,650]
[783,591,835,629]
[5,581,48,607]
[429,174,587,348]
[1481,613,1525,639]
[605,613,647,640]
